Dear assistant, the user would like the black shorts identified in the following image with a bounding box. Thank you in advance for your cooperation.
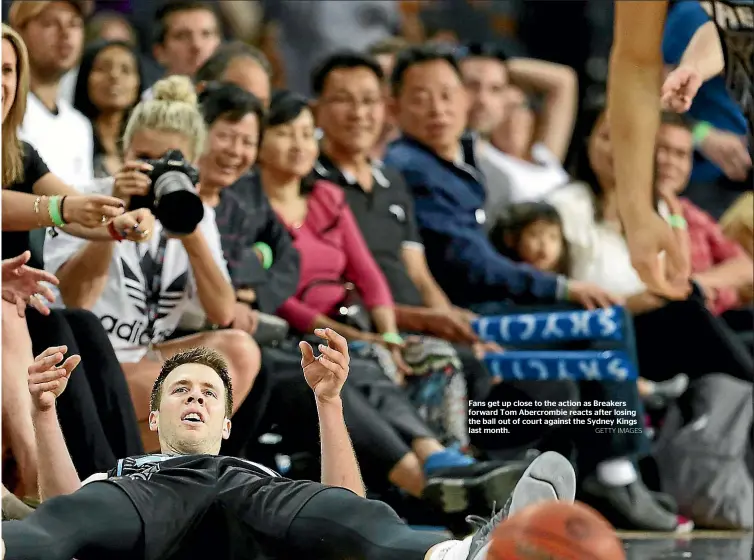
[104,455,330,560]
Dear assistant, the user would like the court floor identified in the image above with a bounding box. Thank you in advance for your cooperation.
[621,531,753,559]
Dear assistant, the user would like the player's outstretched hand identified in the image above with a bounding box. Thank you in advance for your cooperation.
[1,251,58,317]
[28,346,81,413]
[300,328,350,404]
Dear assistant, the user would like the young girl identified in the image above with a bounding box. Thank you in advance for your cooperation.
[490,201,688,405]
[489,201,571,276]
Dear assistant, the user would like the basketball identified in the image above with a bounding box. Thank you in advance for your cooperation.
[487,501,626,560]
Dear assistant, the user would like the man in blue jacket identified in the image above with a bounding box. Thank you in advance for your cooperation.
[382,45,618,313]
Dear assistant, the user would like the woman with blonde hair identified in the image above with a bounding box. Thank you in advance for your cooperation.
[44,75,261,452]
[2,23,157,503]
[720,192,754,259]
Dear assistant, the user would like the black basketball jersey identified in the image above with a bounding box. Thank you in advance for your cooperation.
[107,453,280,480]
[702,0,754,134]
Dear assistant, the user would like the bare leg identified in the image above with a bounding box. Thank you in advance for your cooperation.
[122,330,261,451]
[1,302,39,498]
[388,453,426,497]
[412,438,446,462]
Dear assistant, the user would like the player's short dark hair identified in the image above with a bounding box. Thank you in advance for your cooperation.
[390,44,462,96]
[195,41,272,84]
[150,347,233,417]
[153,1,219,46]
[660,111,693,132]
[310,51,384,97]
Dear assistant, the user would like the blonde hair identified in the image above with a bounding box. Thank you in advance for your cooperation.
[2,24,30,187]
[122,75,206,162]
[720,191,754,248]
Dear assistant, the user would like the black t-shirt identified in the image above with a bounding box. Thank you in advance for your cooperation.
[707,0,754,134]
[313,155,425,307]
[2,142,50,259]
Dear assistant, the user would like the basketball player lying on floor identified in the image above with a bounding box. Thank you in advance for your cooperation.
[2,329,576,560]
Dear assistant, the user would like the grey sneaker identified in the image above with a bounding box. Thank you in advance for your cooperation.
[465,451,577,560]
[579,476,679,531]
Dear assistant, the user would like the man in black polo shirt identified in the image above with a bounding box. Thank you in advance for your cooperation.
[310,52,498,404]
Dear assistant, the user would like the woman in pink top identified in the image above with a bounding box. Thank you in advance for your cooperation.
[258,90,406,368]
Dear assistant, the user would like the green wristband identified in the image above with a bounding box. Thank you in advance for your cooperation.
[692,121,713,146]
[47,195,66,227]
[382,332,404,346]
[253,242,273,269]
[668,214,688,230]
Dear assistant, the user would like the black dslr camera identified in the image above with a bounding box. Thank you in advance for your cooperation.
[128,150,204,236]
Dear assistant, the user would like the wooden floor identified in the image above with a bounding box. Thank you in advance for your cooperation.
[620,531,752,559]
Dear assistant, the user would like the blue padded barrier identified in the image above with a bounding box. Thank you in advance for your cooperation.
[471,306,627,345]
[483,350,638,381]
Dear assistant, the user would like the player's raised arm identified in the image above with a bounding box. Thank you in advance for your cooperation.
[608,0,690,299]
[300,328,366,497]
[28,347,85,499]
[609,0,668,219]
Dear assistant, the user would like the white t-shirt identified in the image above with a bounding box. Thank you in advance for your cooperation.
[19,93,93,186]
[478,141,570,209]
[546,183,671,297]
[58,68,78,104]
[43,177,230,363]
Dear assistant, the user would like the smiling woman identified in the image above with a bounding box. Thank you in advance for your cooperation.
[73,39,145,177]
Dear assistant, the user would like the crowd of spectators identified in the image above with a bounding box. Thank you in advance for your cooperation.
[2,0,752,538]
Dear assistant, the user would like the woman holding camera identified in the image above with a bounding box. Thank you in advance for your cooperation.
[2,24,151,499]
[43,76,261,451]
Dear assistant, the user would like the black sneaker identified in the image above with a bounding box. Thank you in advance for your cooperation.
[464,451,577,559]
[422,459,529,514]
[579,476,681,532]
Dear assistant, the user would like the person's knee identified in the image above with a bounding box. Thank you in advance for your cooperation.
[205,330,261,399]
[62,308,103,331]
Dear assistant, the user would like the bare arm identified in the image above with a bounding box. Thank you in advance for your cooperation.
[678,20,725,82]
[316,397,366,497]
[608,0,669,221]
[2,190,116,239]
[33,409,82,499]
[55,241,115,309]
[401,246,452,309]
[302,329,365,497]
[28,348,84,499]
[507,58,579,162]
[2,190,60,231]
[370,306,401,337]
[3,170,124,237]
[182,231,235,326]
[694,254,754,289]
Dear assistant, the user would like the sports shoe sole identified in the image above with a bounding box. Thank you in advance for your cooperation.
[424,462,529,514]
[507,451,576,516]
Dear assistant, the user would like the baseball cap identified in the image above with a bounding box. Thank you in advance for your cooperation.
[8,1,86,30]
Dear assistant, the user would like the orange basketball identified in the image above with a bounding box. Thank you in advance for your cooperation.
[487,501,626,560]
